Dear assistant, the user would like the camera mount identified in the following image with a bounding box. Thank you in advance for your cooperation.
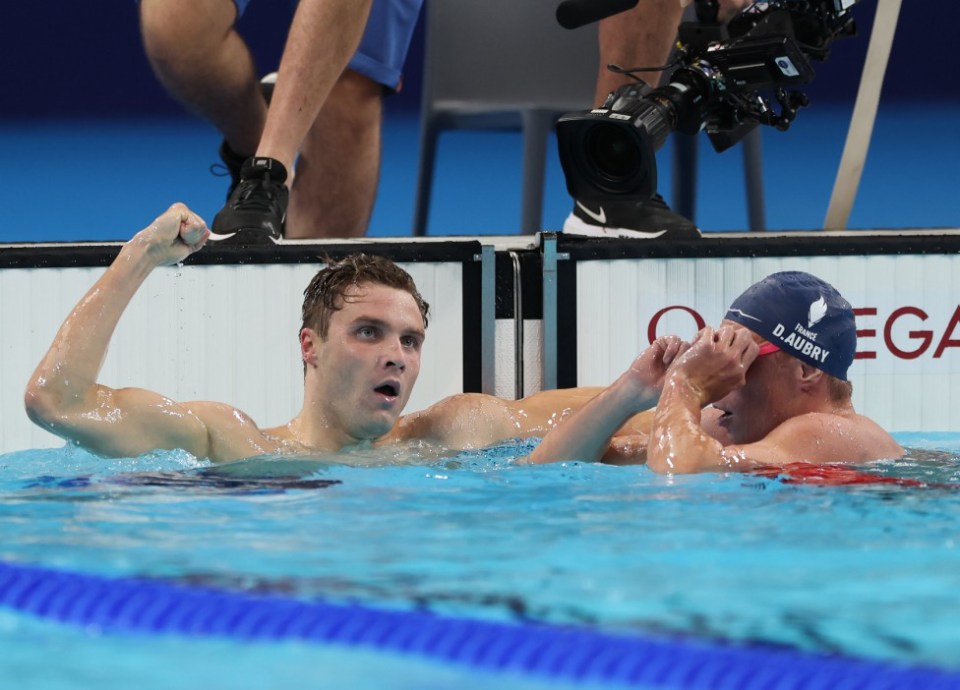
[557,0,862,202]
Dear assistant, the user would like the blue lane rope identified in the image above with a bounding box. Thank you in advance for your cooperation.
[2,561,958,689]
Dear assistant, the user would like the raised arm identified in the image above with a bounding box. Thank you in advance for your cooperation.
[647,325,758,473]
[24,204,213,458]
[525,337,686,465]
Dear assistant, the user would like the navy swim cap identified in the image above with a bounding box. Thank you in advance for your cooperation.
[725,271,856,380]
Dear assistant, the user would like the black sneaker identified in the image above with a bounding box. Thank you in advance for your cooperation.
[563,195,701,239]
[211,73,278,199]
[215,140,248,200]
[210,157,288,244]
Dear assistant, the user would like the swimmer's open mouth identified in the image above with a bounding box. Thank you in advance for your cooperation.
[375,383,399,397]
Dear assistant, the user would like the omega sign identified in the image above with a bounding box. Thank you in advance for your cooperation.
[646,305,960,360]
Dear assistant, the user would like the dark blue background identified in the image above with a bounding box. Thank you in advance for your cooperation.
[3,1,957,240]
[4,1,957,122]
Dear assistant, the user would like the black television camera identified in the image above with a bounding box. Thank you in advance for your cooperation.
[556,0,862,202]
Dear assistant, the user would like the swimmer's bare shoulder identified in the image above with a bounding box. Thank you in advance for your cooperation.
[715,411,904,472]
[391,393,518,449]
[766,411,904,463]
[184,401,288,463]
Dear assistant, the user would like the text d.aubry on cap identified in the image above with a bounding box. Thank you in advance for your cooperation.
[724,271,857,380]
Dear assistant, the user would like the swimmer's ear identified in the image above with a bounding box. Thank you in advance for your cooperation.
[300,328,320,367]
[796,362,824,391]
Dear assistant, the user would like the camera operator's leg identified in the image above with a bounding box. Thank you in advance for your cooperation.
[140,0,267,183]
[595,0,682,99]
[212,0,422,242]
[563,0,700,240]
[211,0,375,243]
[285,70,383,239]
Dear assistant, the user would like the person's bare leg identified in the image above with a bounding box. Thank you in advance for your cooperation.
[255,0,374,175]
[564,0,698,238]
[594,0,684,104]
[285,70,382,239]
[140,0,265,156]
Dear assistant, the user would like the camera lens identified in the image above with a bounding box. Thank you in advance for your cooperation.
[556,94,666,200]
[584,123,640,181]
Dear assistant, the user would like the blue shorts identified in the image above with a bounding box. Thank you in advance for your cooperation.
[235,0,423,90]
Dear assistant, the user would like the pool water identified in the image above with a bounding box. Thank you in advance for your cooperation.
[1,434,959,688]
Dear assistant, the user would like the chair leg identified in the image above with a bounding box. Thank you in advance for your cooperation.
[520,110,550,235]
[672,133,698,223]
[412,116,441,237]
[742,127,766,231]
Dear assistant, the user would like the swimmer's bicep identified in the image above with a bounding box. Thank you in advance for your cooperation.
[65,386,211,459]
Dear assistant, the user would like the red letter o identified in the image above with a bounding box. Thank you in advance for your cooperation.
[648,306,706,344]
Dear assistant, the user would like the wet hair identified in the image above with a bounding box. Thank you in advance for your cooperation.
[300,254,430,339]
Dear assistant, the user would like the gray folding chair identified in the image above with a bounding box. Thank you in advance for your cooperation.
[412,0,766,235]
[412,0,599,235]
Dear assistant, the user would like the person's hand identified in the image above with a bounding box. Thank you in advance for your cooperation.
[619,335,690,406]
[629,335,689,388]
[130,203,210,267]
[665,325,757,406]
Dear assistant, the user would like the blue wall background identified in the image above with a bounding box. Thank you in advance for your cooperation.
[5,1,957,122]
[2,1,957,240]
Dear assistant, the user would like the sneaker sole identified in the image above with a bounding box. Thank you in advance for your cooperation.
[561,213,671,240]
[208,230,283,245]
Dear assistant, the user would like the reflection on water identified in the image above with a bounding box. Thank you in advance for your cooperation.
[0,434,958,672]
